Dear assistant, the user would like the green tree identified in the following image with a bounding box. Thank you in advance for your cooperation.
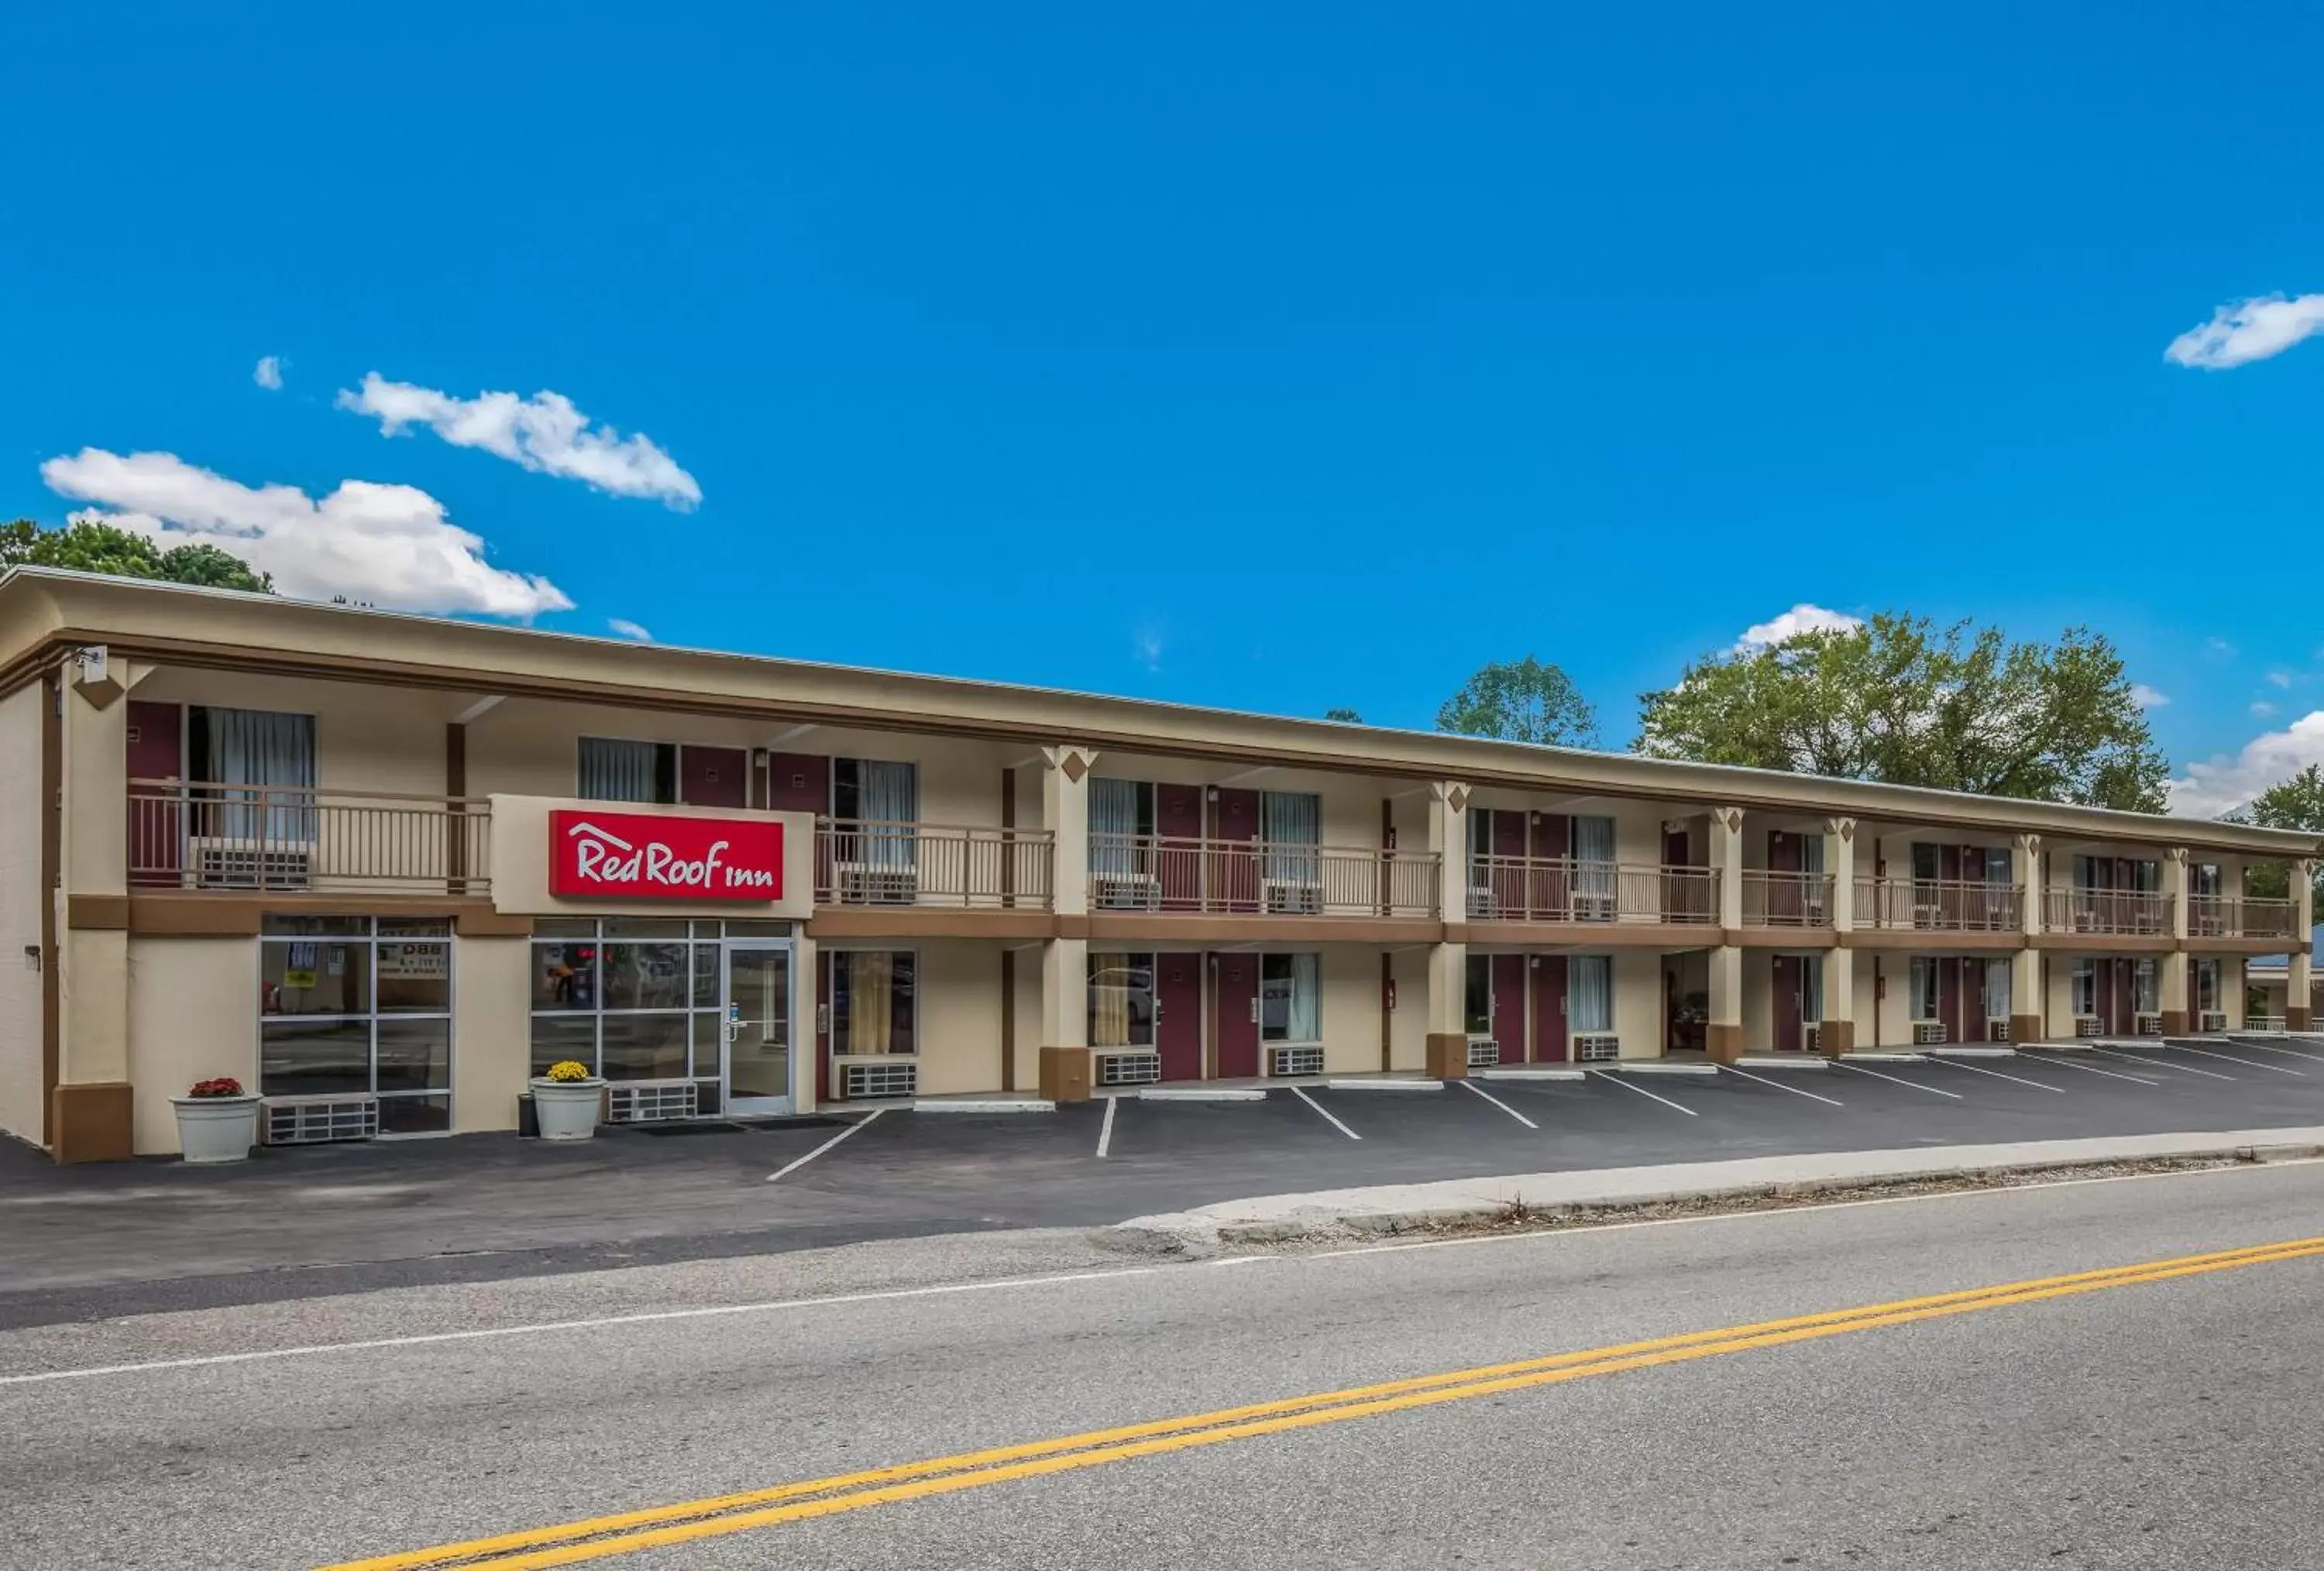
[2231,764,2324,903]
[1436,657,1597,747]
[1323,707,1364,724]
[0,518,271,593]
[1634,613,2168,813]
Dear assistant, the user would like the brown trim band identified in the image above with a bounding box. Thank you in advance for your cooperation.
[1734,925,1839,949]
[66,895,129,931]
[1456,921,1714,951]
[123,892,504,937]
[807,909,1055,941]
[1844,930,2023,953]
[2031,933,2178,954]
[1085,914,1447,947]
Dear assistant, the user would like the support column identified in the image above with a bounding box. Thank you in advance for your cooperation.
[1707,806,1745,1061]
[2292,860,2315,1033]
[2009,833,2045,1046]
[1820,816,1855,1057]
[2161,847,2190,1035]
[56,662,133,1160]
[1425,782,1470,1078]
[1038,746,1097,1101]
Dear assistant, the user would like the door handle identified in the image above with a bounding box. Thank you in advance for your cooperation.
[1249,997,1260,1024]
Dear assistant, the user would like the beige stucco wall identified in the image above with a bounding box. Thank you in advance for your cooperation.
[131,669,452,800]
[1611,949,1662,1059]
[1318,946,1384,1074]
[1388,947,1428,1071]
[452,935,531,1133]
[127,937,259,1156]
[902,940,1006,1096]
[0,683,43,1144]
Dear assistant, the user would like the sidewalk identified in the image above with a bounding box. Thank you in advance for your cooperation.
[1118,1126,2324,1247]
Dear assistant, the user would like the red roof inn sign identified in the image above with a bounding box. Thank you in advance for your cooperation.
[548,810,785,901]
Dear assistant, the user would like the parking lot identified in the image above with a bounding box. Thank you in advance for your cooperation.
[9,1037,2324,1327]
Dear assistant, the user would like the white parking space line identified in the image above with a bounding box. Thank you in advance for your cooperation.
[2030,1054,2161,1086]
[2233,1040,2324,1061]
[1095,1095,1118,1158]
[2089,1047,2234,1081]
[1831,1061,1963,1099]
[1589,1068,1698,1116]
[765,1109,885,1183]
[1923,1055,2068,1094]
[1719,1064,1845,1107]
[2169,1043,2306,1077]
[1291,1085,1362,1140]
[1459,1078,1539,1129]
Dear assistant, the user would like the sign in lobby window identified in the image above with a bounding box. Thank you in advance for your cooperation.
[531,919,792,1082]
[260,915,452,1133]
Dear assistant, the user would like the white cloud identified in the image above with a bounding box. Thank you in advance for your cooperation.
[2170,709,2324,816]
[336,373,701,509]
[2267,669,2295,689]
[1134,628,1164,672]
[2129,683,2170,709]
[2165,292,2324,370]
[607,618,654,642]
[2253,700,2279,718]
[40,448,571,619]
[1733,603,1864,654]
[253,356,283,391]
[2207,636,2236,658]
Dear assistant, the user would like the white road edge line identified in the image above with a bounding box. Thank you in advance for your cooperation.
[1720,1064,1845,1107]
[765,1108,885,1184]
[1459,1078,1539,1129]
[2089,1047,2234,1081]
[2170,1043,2305,1077]
[1291,1085,1361,1140]
[1831,1061,1963,1100]
[1589,1068,1698,1116]
[1095,1094,1119,1159]
[1923,1055,2068,1093]
[0,1266,1162,1387]
[2027,1054,2161,1086]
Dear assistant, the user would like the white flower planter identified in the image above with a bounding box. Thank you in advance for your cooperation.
[529,1078,605,1141]
[170,1095,261,1164]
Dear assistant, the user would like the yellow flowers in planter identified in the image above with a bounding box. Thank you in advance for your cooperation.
[544,1060,593,1084]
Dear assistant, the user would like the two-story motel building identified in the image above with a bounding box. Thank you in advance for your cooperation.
[2,567,2317,1161]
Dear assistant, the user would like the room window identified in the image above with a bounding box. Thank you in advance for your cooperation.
[531,918,743,1084]
[1261,792,1322,889]
[1261,953,1321,1043]
[2133,959,2160,1014]
[1802,954,1824,1023]
[1984,964,2013,1021]
[2070,960,2096,1016]
[1908,957,1939,1021]
[1572,816,1617,906]
[1088,952,1156,1049]
[191,706,316,842]
[579,737,676,803]
[1091,780,1155,882]
[2195,958,2223,1014]
[1569,954,1613,1033]
[1463,954,1491,1036]
[831,950,917,1056]
[261,915,451,1133]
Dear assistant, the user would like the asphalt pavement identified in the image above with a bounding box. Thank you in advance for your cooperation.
[5,1156,2322,1568]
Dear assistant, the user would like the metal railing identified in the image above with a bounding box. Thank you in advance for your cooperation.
[1465,858,1717,924]
[1740,869,1835,926]
[1854,878,2023,932]
[816,819,1054,909]
[129,779,492,893]
[2188,895,2300,940]
[2042,889,2171,937]
[1087,833,1439,918]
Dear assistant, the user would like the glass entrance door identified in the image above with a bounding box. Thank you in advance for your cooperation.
[723,942,793,1116]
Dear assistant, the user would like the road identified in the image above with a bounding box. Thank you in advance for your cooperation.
[6,1160,2324,1568]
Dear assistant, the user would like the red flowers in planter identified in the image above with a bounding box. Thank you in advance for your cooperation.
[187,1077,246,1098]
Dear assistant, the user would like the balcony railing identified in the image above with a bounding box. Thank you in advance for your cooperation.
[816,819,1054,909]
[1088,834,1438,918]
[2188,895,2300,940]
[129,779,491,894]
[1855,878,2023,933]
[1466,858,1718,924]
[2043,889,2171,937]
[1741,870,1835,926]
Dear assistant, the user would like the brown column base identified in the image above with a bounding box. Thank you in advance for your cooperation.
[1037,1046,1092,1103]
[1817,1019,1854,1057]
[1706,1023,1743,1063]
[1424,1033,1471,1080]
[51,1082,134,1163]
[2290,1008,2314,1033]
[2009,1012,2045,1047]
[2159,1009,2188,1036]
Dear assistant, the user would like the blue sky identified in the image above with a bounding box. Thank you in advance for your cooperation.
[6,3,2324,813]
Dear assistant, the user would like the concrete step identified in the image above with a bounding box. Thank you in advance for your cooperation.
[911,1097,1055,1113]
[1321,1078,1443,1091]
[1136,1086,1267,1103]
[1474,1067,1587,1082]
[1927,1046,2018,1059]
[1733,1055,1829,1070]
[1609,1060,1720,1077]
[1839,1051,1927,1064]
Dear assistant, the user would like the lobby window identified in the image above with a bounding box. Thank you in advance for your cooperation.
[830,950,917,1056]
[1088,952,1155,1049]
[260,915,451,1133]
[532,918,724,1084]
[1260,953,1320,1043]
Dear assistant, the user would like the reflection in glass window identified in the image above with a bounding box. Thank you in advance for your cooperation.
[1088,952,1155,1049]
[257,917,452,1130]
[531,921,777,1083]
[1261,953,1320,1043]
[832,951,916,1055]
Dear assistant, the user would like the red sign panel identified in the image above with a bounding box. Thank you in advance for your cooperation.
[548,810,784,902]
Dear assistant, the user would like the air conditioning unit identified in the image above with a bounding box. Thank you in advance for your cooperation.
[835,864,918,906]
[2200,1011,2229,1033]
[191,838,315,891]
[1574,1033,1621,1063]
[606,1079,698,1122]
[1985,1017,2012,1044]
[262,1093,376,1145]
[1263,880,1323,916]
[1466,885,1501,920]
[1801,1023,1823,1054]
[1466,1037,1501,1068]
[1913,1021,1948,1046]
[1267,1044,1325,1078]
[2133,1012,2162,1036]
[1094,1051,1161,1088]
[1092,874,1157,912]
[1569,893,1617,923]
[839,1057,920,1099]
[2074,1014,2104,1037]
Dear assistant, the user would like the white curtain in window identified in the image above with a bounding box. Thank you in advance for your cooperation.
[1984,963,2012,1019]
[1287,953,1321,1041]
[1263,792,1321,885]
[1570,954,1612,1032]
[1910,957,1935,1019]
[1803,954,1824,1022]
[1092,779,1140,878]
[1573,815,1615,902]
[579,738,659,803]
[1800,834,1825,875]
[859,761,918,870]
[210,708,315,841]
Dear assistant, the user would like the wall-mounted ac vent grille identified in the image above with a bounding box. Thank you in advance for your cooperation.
[262,1094,376,1146]
[1263,881,1323,916]
[1267,1044,1325,1078]
[194,840,315,891]
[839,1059,919,1100]
[1985,1017,2012,1044]
[2200,1011,2229,1033]
[1574,1033,1621,1063]
[1092,875,1157,911]
[835,865,918,906]
[1095,1052,1162,1088]
[2134,1012,2164,1036]
[1801,1024,1823,1054]
[1913,1021,1948,1046]
[1466,1038,1501,1067]
[2074,1014,2105,1037]
[607,1080,697,1123]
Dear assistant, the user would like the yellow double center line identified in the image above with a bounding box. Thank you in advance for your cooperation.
[328,1234,2324,1570]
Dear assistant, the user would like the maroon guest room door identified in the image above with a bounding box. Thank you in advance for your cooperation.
[126,700,182,885]
[1772,954,1804,1051]
[1155,953,1203,1081]
[1532,956,1569,1062]
[1157,784,1205,909]
[1212,952,1260,1078]
[1490,954,1528,1063]
[680,745,748,809]
[1209,788,1261,912]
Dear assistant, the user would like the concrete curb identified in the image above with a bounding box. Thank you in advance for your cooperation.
[1734,1056,1828,1071]
[912,1098,1056,1114]
[1841,1051,1927,1064]
[1929,1047,2017,1059]
[1136,1087,1268,1103]
[1608,1061,1719,1078]
[1475,1067,1586,1082]
[1117,1128,2324,1249]
[1322,1078,1443,1091]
